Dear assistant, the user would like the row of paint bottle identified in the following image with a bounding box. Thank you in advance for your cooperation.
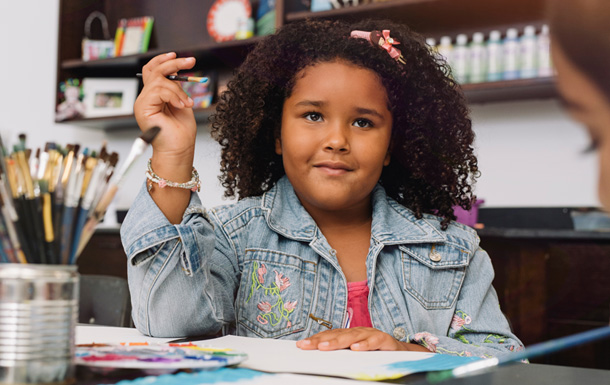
[427,25,553,84]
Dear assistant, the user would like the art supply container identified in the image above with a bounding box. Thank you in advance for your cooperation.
[0,264,79,384]
[454,199,485,228]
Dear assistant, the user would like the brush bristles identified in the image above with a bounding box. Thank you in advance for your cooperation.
[140,126,161,144]
[109,152,119,167]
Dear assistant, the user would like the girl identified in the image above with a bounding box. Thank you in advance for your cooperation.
[123,19,523,357]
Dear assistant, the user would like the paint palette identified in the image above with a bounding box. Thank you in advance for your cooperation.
[75,342,247,372]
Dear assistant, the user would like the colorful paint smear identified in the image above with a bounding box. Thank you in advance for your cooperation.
[75,342,247,371]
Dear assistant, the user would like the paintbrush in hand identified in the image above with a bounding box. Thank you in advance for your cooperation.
[73,126,161,262]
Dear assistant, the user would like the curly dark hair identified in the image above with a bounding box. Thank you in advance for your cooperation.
[211,18,479,229]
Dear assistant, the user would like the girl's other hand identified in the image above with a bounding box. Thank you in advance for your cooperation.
[134,52,197,159]
[296,327,432,352]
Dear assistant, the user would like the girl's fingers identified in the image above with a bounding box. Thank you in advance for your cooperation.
[297,328,401,351]
[141,54,196,82]
[155,57,197,78]
[146,86,190,110]
[141,52,177,81]
[140,76,193,108]
[350,333,389,351]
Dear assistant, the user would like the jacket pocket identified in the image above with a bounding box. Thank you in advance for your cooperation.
[236,248,317,338]
[399,243,470,309]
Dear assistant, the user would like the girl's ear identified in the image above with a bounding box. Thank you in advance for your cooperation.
[275,137,282,155]
[384,141,392,166]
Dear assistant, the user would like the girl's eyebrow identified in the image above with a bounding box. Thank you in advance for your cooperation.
[294,100,324,108]
[294,100,385,119]
[355,107,384,120]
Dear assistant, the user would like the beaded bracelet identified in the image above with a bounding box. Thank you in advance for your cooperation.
[146,159,201,192]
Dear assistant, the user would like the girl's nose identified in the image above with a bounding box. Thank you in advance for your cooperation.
[323,123,350,153]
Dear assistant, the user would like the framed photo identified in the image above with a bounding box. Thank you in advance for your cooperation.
[82,78,138,118]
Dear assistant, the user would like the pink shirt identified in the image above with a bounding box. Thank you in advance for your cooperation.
[346,280,373,328]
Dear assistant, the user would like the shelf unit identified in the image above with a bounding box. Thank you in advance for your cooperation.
[56,0,552,130]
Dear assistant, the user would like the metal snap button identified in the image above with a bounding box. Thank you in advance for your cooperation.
[429,245,442,262]
[393,327,406,340]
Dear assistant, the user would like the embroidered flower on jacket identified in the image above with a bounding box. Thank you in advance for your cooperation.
[247,262,298,328]
[257,263,267,284]
[284,300,298,312]
[451,315,465,330]
[451,310,473,331]
[412,332,440,353]
[257,301,272,313]
[274,270,291,292]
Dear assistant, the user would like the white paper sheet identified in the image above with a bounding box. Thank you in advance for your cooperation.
[76,324,174,345]
[75,326,477,381]
[203,335,434,380]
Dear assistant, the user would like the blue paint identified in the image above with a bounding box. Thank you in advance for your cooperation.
[114,368,270,385]
[384,354,481,373]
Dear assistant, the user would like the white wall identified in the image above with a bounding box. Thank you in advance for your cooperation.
[106,125,232,209]
[0,0,105,154]
[0,0,600,213]
[472,100,598,207]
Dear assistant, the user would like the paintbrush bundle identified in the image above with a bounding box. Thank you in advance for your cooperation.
[0,127,160,265]
[0,134,119,265]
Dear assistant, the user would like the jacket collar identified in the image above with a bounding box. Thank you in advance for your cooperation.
[262,176,446,244]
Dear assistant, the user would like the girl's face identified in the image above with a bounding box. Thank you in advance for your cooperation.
[277,61,392,217]
[552,41,610,209]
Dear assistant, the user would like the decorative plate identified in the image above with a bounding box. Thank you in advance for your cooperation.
[207,0,252,42]
[75,342,247,372]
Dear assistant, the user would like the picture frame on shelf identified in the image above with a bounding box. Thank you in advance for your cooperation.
[82,78,138,118]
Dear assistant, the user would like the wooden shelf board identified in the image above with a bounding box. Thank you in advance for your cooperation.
[61,37,265,71]
[56,108,214,131]
[286,0,546,35]
[462,77,557,104]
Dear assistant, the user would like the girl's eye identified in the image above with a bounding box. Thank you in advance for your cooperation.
[304,112,323,122]
[353,118,373,128]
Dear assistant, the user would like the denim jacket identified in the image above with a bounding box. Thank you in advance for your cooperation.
[121,176,523,358]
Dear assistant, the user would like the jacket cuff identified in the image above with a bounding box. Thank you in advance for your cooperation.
[121,181,211,274]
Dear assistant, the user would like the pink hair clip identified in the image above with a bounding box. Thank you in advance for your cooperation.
[350,29,407,65]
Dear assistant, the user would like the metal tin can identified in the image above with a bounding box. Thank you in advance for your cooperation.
[0,264,79,384]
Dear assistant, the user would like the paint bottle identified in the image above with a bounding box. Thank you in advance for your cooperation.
[468,32,486,83]
[426,37,438,53]
[452,34,469,83]
[537,24,553,77]
[437,36,453,67]
[486,30,503,82]
[519,26,537,78]
[502,28,520,80]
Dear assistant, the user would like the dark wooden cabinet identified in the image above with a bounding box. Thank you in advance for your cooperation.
[77,229,127,280]
[57,0,556,129]
[481,230,610,370]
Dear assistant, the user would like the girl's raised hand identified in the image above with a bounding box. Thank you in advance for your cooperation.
[134,52,197,158]
[296,328,431,352]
